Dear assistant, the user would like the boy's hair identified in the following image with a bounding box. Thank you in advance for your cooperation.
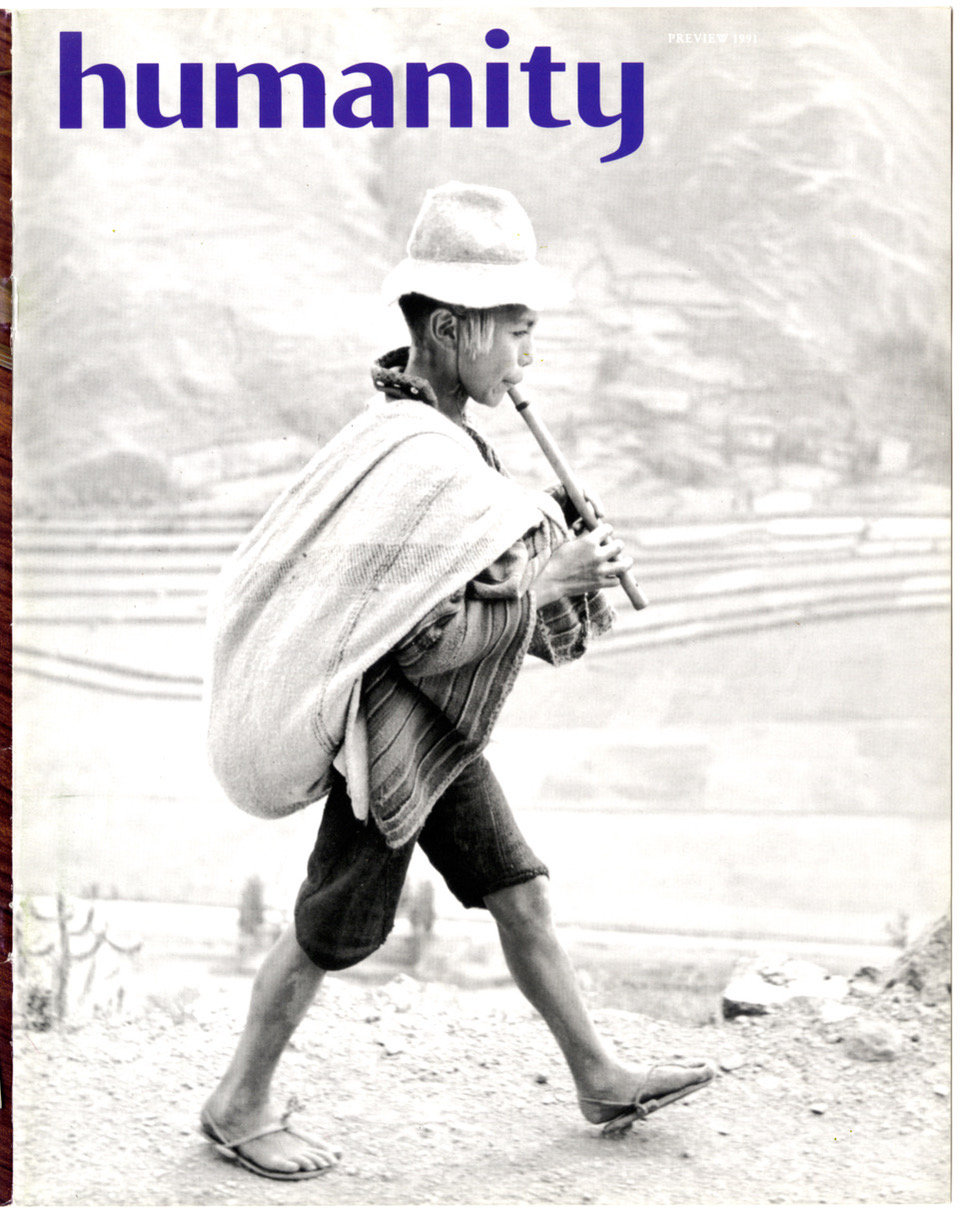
[398,292,507,358]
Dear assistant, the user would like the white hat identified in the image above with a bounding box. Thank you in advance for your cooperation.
[381,182,572,310]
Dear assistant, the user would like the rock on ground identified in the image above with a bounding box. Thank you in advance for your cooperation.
[880,914,951,1005]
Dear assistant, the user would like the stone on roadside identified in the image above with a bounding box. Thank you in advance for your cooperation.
[722,955,849,1019]
[842,1018,902,1062]
[881,915,951,1006]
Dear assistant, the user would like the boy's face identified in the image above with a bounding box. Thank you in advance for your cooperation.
[459,307,538,408]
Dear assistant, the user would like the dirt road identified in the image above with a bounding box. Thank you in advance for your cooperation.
[13,932,950,1206]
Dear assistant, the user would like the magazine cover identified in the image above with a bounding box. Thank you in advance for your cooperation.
[10,6,951,1205]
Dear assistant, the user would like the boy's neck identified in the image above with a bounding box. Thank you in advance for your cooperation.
[404,346,468,427]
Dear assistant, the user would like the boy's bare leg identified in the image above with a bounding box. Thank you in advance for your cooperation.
[202,925,339,1174]
[485,877,711,1122]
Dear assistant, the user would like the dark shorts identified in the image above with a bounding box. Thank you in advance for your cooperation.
[294,756,548,970]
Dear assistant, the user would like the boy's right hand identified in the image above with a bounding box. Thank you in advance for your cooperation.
[533,524,633,606]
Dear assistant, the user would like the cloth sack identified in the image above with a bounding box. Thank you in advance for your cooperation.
[205,397,561,823]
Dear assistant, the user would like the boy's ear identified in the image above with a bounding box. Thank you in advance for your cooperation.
[428,307,459,349]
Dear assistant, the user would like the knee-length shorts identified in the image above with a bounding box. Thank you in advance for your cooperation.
[294,755,549,970]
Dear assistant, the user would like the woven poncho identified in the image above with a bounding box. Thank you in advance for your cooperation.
[205,396,568,845]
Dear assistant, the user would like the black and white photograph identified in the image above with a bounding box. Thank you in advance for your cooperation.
[10,6,951,1205]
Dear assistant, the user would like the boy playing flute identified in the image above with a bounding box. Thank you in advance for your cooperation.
[202,182,714,1179]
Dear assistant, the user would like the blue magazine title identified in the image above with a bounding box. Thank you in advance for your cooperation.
[58,27,645,163]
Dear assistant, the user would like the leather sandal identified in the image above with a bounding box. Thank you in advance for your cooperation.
[581,1059,716,1137]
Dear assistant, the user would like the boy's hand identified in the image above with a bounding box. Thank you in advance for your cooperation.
[550,483,605,530]
[580,485,605,522]
[571,487,606,533]
[534,523,633,606]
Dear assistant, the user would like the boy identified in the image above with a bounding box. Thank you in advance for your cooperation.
[201,182,714,1179]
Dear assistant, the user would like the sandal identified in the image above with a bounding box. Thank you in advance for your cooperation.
[200,1109,338,1180]
[582,1059,716,1137]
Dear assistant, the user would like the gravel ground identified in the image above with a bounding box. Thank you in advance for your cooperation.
[13,930,951,1206]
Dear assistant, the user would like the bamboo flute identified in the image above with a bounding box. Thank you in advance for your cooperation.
[508,386,648,610]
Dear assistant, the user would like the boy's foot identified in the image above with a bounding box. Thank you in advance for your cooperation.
[200,1099,340,1180]
[578,1059,716,1133]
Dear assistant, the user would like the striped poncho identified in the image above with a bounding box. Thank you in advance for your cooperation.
[206,372,612,848]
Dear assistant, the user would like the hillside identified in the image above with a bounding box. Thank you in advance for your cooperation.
[13,8,950,517]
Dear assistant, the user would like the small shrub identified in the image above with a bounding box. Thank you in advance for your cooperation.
[23,985,55,1032]
[145,986,200,1025]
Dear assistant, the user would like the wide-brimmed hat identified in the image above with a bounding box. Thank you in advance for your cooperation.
[381,182,572,310]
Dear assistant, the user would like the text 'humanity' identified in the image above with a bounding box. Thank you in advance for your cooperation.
[58,29,645,163]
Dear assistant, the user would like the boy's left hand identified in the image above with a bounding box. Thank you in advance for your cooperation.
[583,486,605,520]
[575,485,605,529]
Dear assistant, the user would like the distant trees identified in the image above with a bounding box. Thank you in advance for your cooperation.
[238,874,265,938]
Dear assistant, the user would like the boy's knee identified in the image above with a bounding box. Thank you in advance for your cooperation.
[294,929,382,972]
[485,875,555,933]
